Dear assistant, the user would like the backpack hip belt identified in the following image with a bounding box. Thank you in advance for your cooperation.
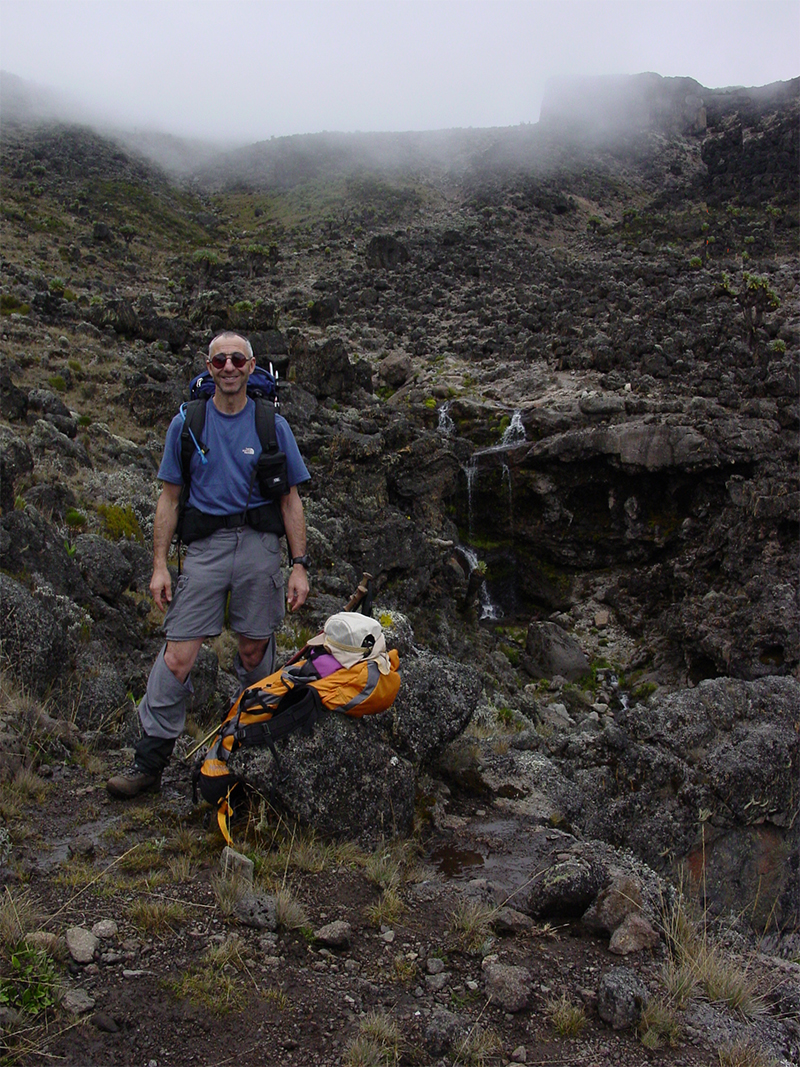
[180,501,285,545]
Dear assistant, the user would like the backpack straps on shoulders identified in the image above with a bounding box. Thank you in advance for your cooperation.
[253,396,278,455]
[179,397,209,484]
[175,391,286,552]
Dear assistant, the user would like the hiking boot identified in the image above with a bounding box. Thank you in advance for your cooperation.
[107,765,161,799]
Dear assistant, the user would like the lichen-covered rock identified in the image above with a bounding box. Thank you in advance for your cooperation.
[522,621,589,681]
[379,651,481,765]
[482,959,532,1013]
[0,425,33,510]
[73,534,133,602]
[597,966,649,1029]
[229,713,416,845]
[0,574,78,694]
[565,676,800,930]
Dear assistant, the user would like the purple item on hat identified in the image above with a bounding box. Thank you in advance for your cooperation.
[311,652,343,677]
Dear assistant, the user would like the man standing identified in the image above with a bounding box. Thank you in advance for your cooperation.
[108,331,310,798]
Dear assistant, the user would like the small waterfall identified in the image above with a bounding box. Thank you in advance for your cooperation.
[465,454,478,541]
[455,410,525,621]
[459,546,501,621]
[499,410,526,447]
[437,402,455,437]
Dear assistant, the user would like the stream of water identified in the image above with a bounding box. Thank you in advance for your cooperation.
[438,406,528,622]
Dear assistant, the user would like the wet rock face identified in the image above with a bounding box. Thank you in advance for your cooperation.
[451,392,798,678]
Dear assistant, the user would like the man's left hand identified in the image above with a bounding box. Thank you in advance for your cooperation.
[287,567,309,612]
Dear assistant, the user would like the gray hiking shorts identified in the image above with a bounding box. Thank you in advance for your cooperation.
[164,526,284,641]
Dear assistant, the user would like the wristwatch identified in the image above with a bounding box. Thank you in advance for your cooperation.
[290,555,309,569]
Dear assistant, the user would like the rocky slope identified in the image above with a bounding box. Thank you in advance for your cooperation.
[0,72,798,1065]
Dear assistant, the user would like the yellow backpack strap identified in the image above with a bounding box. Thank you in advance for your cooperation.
[217,791,235,847]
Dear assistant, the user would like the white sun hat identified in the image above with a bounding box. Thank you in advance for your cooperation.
[307,612,391,673]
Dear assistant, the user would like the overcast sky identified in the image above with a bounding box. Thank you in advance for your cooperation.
[1,1,797,143]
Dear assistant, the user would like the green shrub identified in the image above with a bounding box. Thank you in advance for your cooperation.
[48,375,66,392]
[632,682,658,702]
[0,948,56,1016]
[65,508,87,530]
[689,256,703,270]
[97,503,144,543]
[0,294,31,316]
[192,249,221,266]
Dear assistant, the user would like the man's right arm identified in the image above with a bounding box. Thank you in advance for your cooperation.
[150,482,181,611]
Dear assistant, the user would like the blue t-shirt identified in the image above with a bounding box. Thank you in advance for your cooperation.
[158,399,310,515]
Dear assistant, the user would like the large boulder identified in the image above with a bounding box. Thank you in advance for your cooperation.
[562,676,799,930]
[229,714,416,846]
[73,534,134,602]
[522,622,589,681]
[0,365,28,422]
[365,235,409,270]
[227,650,479,842]
[456,819,665,925]
[0,426,33,512]
[379,652,481,764]
[0,574,82,694]
[291,337,357,402]
[0,508,91,601]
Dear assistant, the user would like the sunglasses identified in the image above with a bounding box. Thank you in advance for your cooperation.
[209,352,250,369]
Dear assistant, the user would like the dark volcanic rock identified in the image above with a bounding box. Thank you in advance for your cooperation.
[229,713,416,846]
[379,652,481,764]
[0,574,80,694]
[0,425,33,511]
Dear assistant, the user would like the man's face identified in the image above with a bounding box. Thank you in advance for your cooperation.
[207,336,254,399]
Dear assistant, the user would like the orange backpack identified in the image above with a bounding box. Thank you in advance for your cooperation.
[193,633,401,843]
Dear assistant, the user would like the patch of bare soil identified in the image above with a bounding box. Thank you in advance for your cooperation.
[0,740,790,1067]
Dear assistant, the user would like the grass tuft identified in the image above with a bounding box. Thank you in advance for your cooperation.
[170,940,253,1014]
[452,1025,502,1066]
[718,1042,779,1067]
[365,887,404,928]
[211,872,249,918]
[545,993,588,1037]
[274,885,308,930]
[128,898,187,935]
[0,888,41,951]
[662,894,767,1018]
[449,899,495,953]
[343,1010,401,1066]
[364,846,403,891]
[638,996,683,1049]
